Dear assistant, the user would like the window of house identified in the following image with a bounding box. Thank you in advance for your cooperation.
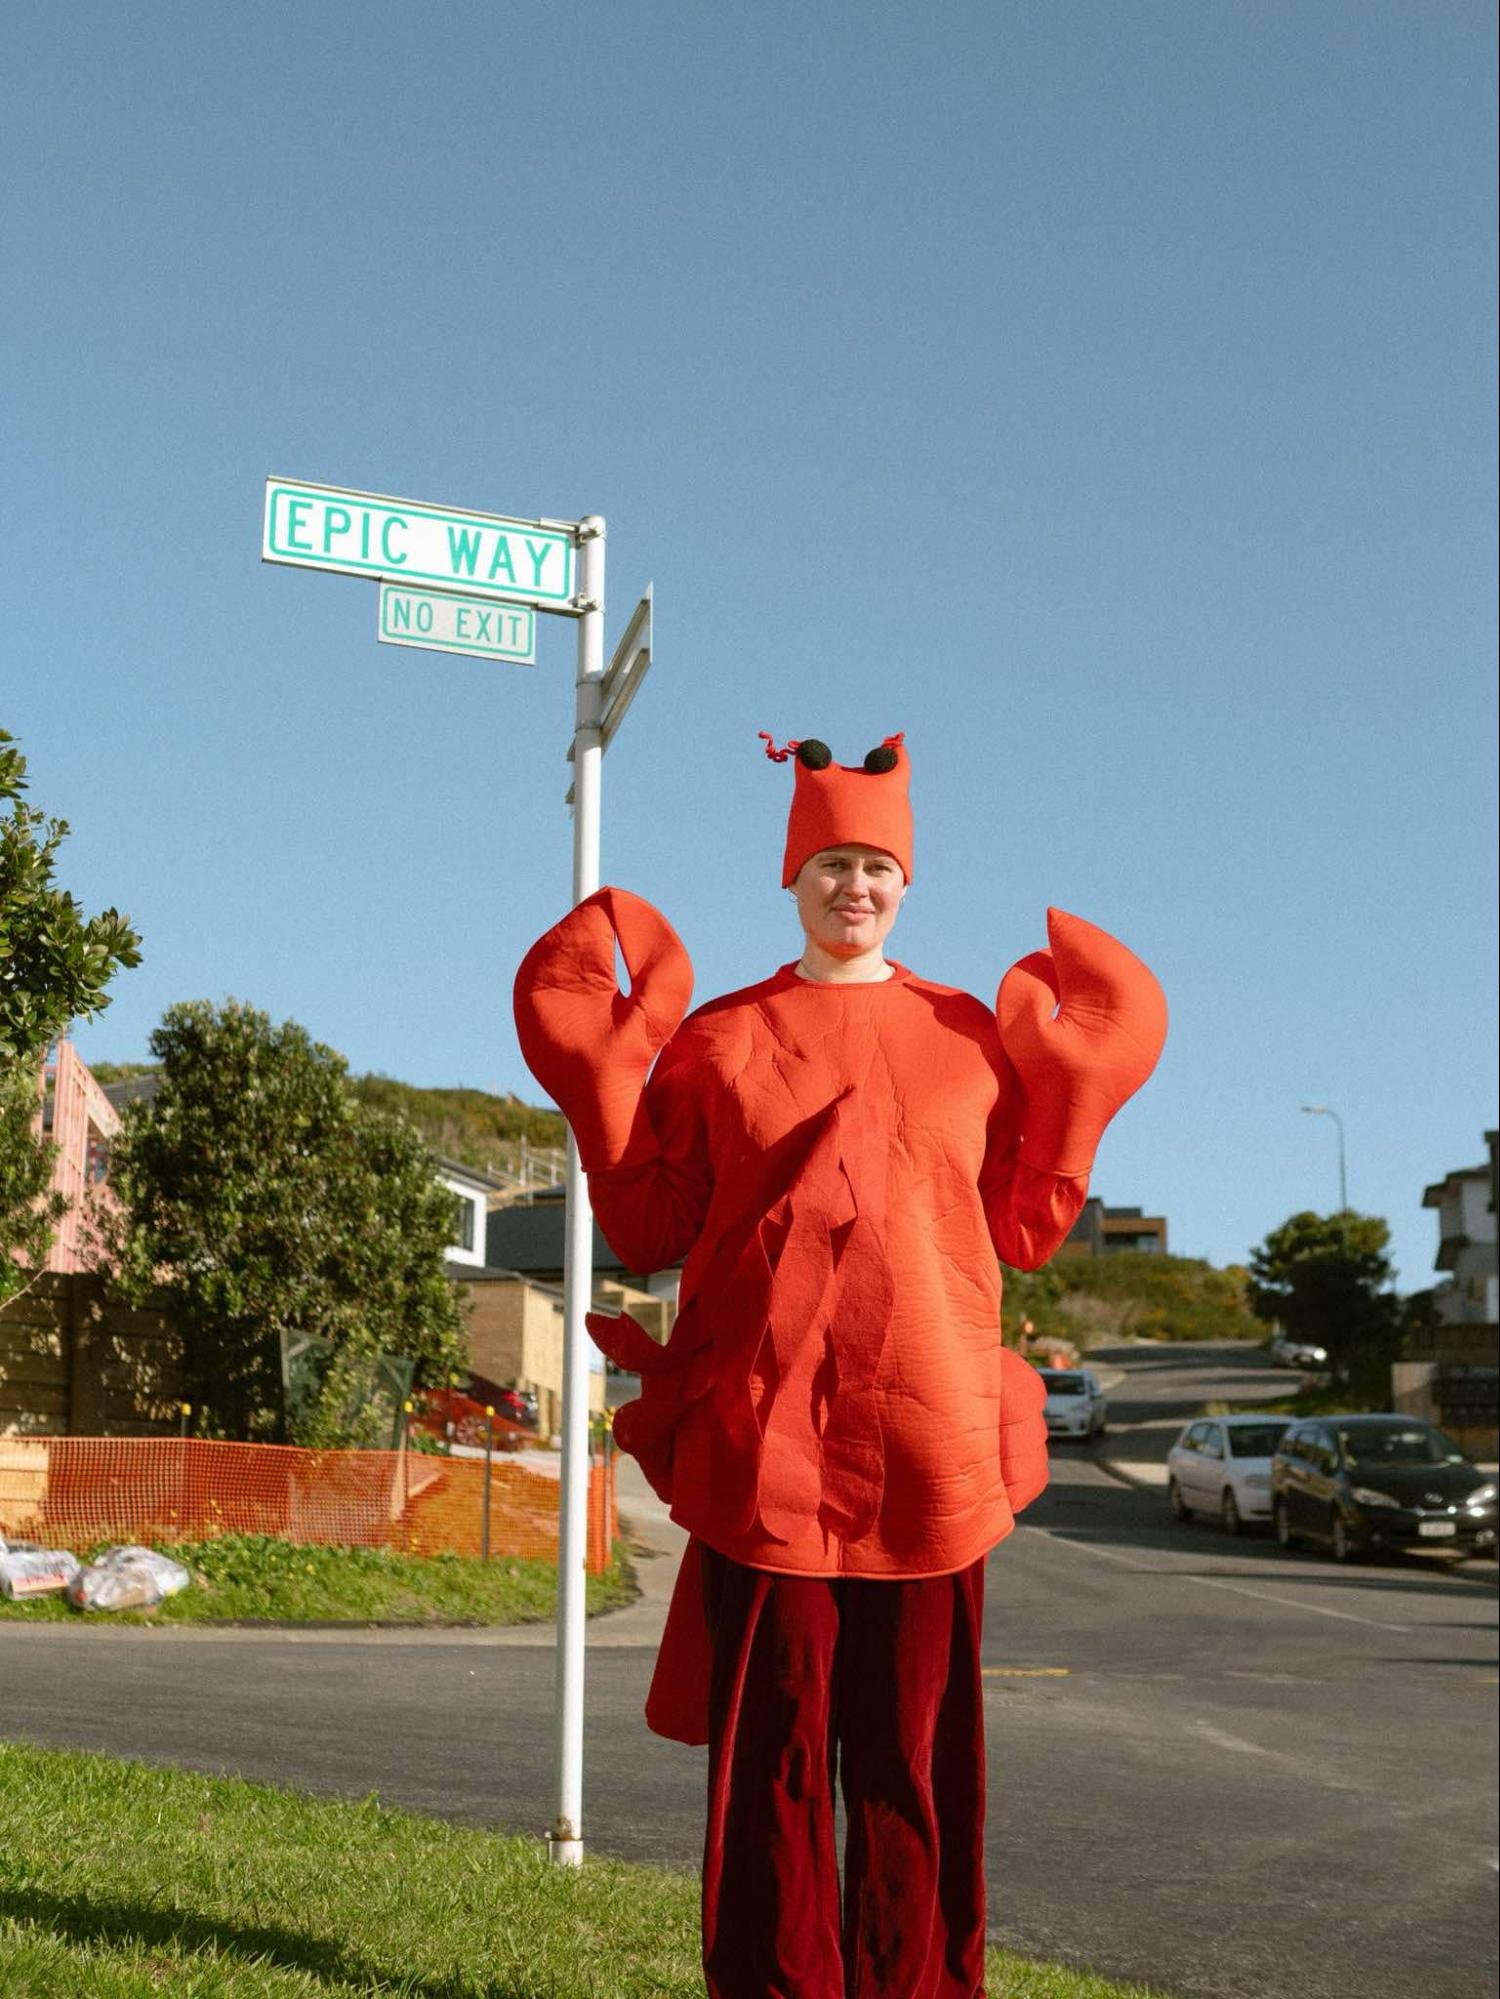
[451,1194,476,1253]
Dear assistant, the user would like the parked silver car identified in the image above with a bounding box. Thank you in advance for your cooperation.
[1167,1414,1293,1533]
[1039,1367,1108,1443]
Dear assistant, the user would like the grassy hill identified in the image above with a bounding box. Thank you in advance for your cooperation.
[347,1075,566,1178]
[89,1062,566,1181]
[1004,1249,1259,1347]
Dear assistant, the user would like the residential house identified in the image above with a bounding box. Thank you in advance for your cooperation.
[436,1155,512,1271]
[448,1266,609,1440]
[33,1041,120,1273]
[1421,1144,1499,1328]
[486,1188,682,1319]
[1058,1197,1169,1260]
[1392,1134,1498,1456]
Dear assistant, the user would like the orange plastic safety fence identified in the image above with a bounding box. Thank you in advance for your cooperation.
[0,1437,618,1574]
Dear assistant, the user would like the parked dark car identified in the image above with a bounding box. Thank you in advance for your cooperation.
[1270,1415,1498,1563]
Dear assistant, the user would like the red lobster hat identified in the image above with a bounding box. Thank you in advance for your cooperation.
[761,732,913,887]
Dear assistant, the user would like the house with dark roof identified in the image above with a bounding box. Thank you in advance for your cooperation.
[485,1188,683,1301]
[1057,1197,1168,1259]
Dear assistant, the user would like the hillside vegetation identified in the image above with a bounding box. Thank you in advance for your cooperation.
[348,1076,566,1178]
[91,1064,567,1182]
[1004,1250,1258,1348]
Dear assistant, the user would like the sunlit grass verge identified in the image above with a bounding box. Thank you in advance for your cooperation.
[0,1534,635,1626]
[0,1745,1172,1998]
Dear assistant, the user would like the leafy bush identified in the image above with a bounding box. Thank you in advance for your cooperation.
[100,1000,466,1441]
[1004,1251,1258,1348]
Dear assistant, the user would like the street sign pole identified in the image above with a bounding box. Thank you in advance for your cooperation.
[551,515,606,1869]
[262,480,645,1874]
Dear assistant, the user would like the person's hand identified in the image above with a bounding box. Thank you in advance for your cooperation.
[996,908,1167,1175]
[513,887,693,1169]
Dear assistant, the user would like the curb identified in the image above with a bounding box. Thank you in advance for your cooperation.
[1092,1455,1168,1495]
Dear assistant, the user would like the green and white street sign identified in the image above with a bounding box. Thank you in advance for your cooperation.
[262,478,576,608]
[378,583,536,664]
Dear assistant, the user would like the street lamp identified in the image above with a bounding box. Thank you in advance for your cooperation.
[1301,1104,1348,1222]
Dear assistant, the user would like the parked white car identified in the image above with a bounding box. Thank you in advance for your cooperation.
[1039,1367,1108,1443]
[1268,1333,1328,1369]
[1167,1414,1294,1533]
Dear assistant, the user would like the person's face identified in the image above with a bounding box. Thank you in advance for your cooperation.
[792,845,905,958]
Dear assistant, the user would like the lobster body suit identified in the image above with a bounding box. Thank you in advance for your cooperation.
[514,875,1166,1748]
[586,957,1076,1580]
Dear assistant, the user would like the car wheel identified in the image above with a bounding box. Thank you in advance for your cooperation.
[1221,1489,1242,1536]
[1274,1498,1299,1549]
[1330,1510,1360,1564]
[1169,1478,1191,1522]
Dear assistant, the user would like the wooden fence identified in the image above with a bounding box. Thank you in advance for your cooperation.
[0,1271,186,1438]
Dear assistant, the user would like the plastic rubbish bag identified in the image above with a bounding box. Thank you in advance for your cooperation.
[67,1545,192,1612]
[0,1545,82,1600]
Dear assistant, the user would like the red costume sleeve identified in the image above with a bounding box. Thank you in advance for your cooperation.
[984,902,1168,1270]
[585,1034,715,1276]
[996,907,1168,1176]
[997,1345,1050,1514]
[981,1153,1091,1272]
[976,1025,1090,1270]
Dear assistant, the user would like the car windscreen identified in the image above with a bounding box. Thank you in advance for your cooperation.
[1226,1423,1291,1458]
[1042,1377,1088,1396]
[1338,1425,1466,1468]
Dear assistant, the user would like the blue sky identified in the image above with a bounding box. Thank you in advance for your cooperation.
[4,2,1495,1288]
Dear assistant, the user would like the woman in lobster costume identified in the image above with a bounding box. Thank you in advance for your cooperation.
[513,734,1166,1999]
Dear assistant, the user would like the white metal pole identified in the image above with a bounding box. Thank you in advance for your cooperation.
[550,513,605,1867]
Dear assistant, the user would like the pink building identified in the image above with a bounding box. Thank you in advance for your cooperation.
[34,1040,120,1272]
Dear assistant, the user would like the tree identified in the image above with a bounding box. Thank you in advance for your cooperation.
[1247,1209,1401,1397]
[0,1079,68,1295]
[101,999,466,1442]
[1,730,141,1301]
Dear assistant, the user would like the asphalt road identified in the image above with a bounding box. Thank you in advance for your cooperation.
[1090,1335,1331,1461]
[4,1341,1496,1999]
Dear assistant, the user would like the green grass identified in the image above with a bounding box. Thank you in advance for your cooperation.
[1208,1381,1380,1419]
[0,1745,1172,1997]
[0,1534,636,1627]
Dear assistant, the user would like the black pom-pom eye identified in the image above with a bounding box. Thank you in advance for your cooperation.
[863,745,899,773]
[796,739,833,770]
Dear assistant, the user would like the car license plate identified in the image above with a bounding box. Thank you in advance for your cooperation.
[1418,1520,1456,1538]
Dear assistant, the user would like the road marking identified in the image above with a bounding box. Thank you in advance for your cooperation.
[1191,1722,1277,1759]
[1181,1573,1414,1634]
[982,1667,1070,1677]
[1022,1527,1414,1633]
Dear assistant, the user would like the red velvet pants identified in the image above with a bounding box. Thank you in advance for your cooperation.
[699,1544,988,1999]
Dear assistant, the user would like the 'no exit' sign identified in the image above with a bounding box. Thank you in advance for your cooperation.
[378,583,536,664]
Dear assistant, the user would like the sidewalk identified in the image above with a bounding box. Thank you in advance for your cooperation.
[592,1449,688,1646]
[1077,1364,1170,1490]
